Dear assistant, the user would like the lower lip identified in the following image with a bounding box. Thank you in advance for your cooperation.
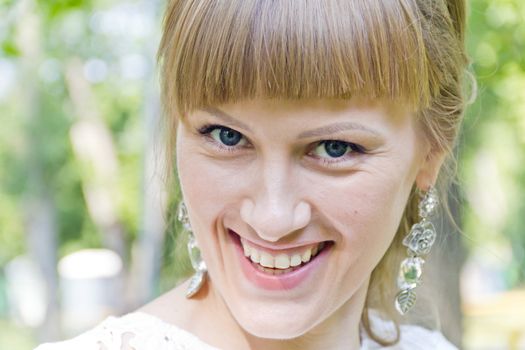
[230,230,332,291]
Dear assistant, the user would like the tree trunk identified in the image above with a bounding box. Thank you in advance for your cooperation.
[17,0,60,341]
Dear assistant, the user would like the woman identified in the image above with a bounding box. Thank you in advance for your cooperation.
[37,0,469,349]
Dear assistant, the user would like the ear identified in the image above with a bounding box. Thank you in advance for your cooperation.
[415,149,446,191]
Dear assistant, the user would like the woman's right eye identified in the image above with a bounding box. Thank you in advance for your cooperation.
[198,124,248,149]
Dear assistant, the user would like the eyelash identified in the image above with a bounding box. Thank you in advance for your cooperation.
[197,124,367,167]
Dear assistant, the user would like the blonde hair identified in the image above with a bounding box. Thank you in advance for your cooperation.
[158,0,469,345]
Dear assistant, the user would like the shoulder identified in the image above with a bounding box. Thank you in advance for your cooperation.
[361,313,458,350]
[34,312,219,350]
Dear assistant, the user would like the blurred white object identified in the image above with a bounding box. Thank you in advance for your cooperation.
[5,255,47,327]
[58,249,123,336]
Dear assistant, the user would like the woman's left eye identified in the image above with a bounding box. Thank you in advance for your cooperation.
[198,125,248,149]
[313,140,363,159]
[210,127,246,146]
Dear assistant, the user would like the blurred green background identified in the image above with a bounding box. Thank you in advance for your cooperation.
[0,0,524,349]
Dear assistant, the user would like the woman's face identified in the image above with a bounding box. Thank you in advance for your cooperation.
[176,98,432,338]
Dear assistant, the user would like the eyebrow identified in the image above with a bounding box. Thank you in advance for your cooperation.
[297,122,381,139]
[202,106,253,132]
[202,106,381,139]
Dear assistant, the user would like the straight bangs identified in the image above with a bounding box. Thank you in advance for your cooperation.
[159,0,442,119]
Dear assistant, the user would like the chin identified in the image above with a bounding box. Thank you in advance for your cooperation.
[232,305,319,339]
[241,320,309,340]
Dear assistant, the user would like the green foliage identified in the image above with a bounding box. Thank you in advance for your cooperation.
[1,40,20,57]
[0,0,153,266]
[461,0,525,286]
[36,0,92,19]
[0,0,16,7]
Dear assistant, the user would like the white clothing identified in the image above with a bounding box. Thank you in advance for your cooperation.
[35,311,457,349]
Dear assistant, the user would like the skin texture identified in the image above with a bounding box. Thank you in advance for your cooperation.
[141,98,443,350]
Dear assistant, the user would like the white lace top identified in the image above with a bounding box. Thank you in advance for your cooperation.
[35,312,457,350]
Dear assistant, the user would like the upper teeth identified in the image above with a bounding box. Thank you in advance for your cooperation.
[240,238,325,269]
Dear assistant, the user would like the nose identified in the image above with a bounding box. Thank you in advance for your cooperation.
[240,164,311,242]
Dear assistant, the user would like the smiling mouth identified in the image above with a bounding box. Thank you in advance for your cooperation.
[230,230,332,276]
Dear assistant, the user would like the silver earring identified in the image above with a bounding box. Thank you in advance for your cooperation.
[177,201,208,298]
[394,186,439,315]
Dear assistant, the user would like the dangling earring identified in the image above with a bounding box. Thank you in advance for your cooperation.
[394,186,439,315]
[177,201,208,298]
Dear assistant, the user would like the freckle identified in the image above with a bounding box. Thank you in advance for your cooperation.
[354,210,358,215]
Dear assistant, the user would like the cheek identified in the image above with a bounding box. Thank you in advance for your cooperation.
[176,151,239,282]
[337,143,420,243]
[309,162,415,277]
[176,145,245,241]
[314,158,412,227]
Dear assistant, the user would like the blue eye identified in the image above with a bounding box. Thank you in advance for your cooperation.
[212,127,244,146]
[314,140,352,158]
[199,125,248,148]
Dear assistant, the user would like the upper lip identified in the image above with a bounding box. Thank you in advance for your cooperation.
[229,229,330,254]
